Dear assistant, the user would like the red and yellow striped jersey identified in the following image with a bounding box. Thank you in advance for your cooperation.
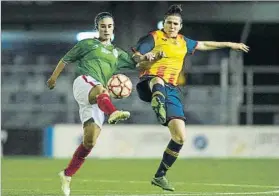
[134,30,197,86]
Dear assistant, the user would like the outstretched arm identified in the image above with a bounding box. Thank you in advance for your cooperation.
[47,60,67,89]
[133,51,165,64]
[132,33,165,68]
[196,41,249,53]
[46,40,86,89]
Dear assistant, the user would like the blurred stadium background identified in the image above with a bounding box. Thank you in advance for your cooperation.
[1,1,279,195]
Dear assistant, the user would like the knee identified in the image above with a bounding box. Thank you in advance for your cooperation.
[89,85,109,104]
[94,85,109,96]
[172,134,186,144]
[83,138,96,149]
[169,119,186,144]
[83,121,100,149]
[150,77,165,88]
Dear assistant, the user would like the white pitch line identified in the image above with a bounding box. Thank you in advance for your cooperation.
[79,179,279,189]
[4,177,279,189]
[2,189,279,196]
[107,190,279,196]
[188,182,279,189]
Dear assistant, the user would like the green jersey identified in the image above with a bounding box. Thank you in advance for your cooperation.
[62,38,136,86]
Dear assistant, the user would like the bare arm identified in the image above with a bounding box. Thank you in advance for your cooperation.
[132,52,148,64]
[132,33,165,66]
[133,51,166,69]
[51,60,66,79]
[46,60,67,89]
[196,41,249,53]
[46,40,85,89]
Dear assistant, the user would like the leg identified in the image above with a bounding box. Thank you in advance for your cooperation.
[151,86,186,191]
[62,75,106,178]
[64,120,101,176]
[151,119,185,192]
[58,75,104,196]
[59,120,101,196]
[149,77,167,124]
[154,119,185,177]
[88,81,130,124]
[88,84,115,112]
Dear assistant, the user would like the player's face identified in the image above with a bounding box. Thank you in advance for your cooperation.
[163,15,182,38]
[98,17,114,41]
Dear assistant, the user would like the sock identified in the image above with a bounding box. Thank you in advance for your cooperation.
[151,83,166,103]
[96,93,117,115]
[64,144,92,177]
[155,139,183,178]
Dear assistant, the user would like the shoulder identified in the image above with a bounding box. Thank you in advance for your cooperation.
[114,46,130,56]
[181,36,198,53]
[77,38,99,46]
[177,34,184,39]
[149,30,164,39]
[137,30,158,42]
[182,35,197,43]
[114,46,124,53]
[78,38,94,43]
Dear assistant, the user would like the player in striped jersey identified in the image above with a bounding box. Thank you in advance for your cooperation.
[133,4,249,191]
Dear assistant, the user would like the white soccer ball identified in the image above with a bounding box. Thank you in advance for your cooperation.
[107,74,132,99]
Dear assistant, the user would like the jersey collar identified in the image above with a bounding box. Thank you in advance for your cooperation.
[95,38,112,47]
[160,29,178,39]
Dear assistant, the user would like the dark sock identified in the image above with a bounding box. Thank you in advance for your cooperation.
[64,144,92,177]
[151,83,166,103]
[155,139,183,178]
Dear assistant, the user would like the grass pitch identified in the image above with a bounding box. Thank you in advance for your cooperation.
[2,158,279,195]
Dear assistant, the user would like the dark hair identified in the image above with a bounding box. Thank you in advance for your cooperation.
[94,12,114,29]
[164,4,183,20]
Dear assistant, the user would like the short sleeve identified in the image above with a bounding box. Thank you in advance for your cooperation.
[184,36,198,55]
[132,34,155,55]
[62,40,90,64]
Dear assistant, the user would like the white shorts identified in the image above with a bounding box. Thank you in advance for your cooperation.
[73,75,105,128]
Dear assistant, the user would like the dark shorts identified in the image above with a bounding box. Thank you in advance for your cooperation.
[136,76,186,126]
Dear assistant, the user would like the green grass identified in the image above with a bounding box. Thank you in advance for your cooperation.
[2,158,279,196]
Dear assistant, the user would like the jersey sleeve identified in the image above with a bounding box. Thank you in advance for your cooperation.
[184,36,198,55]
[132,34,155,55]
[117,49,136,70]
[61,40,89,64]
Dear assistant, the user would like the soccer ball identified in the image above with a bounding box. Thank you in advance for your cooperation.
[107,74,132,99]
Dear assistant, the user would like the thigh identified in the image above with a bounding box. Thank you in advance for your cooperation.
[73,75,102,105]
[164,86,186,125]
[168,119,186,144]
[78,103,105,129]
[136,77,153,102]
[91,104,105,129]
[73,75,105,127]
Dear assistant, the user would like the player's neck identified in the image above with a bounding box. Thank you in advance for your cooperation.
[161,29,177,39]
[98,38,111,46]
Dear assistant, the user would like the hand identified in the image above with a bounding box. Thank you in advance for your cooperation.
[47,76,57,90]
[143,52,156,62]
[230,43,250,53]
[155,51,166,60]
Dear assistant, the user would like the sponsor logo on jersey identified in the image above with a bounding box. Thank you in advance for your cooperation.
[92,45,99,50]
[101,48,111,54]
[112,49,118,58]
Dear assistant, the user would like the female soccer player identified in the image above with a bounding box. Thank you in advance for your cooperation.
[47,12,147,196]
[133,4,249,191]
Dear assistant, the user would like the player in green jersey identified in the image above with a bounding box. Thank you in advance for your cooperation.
[46,12,148,196]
